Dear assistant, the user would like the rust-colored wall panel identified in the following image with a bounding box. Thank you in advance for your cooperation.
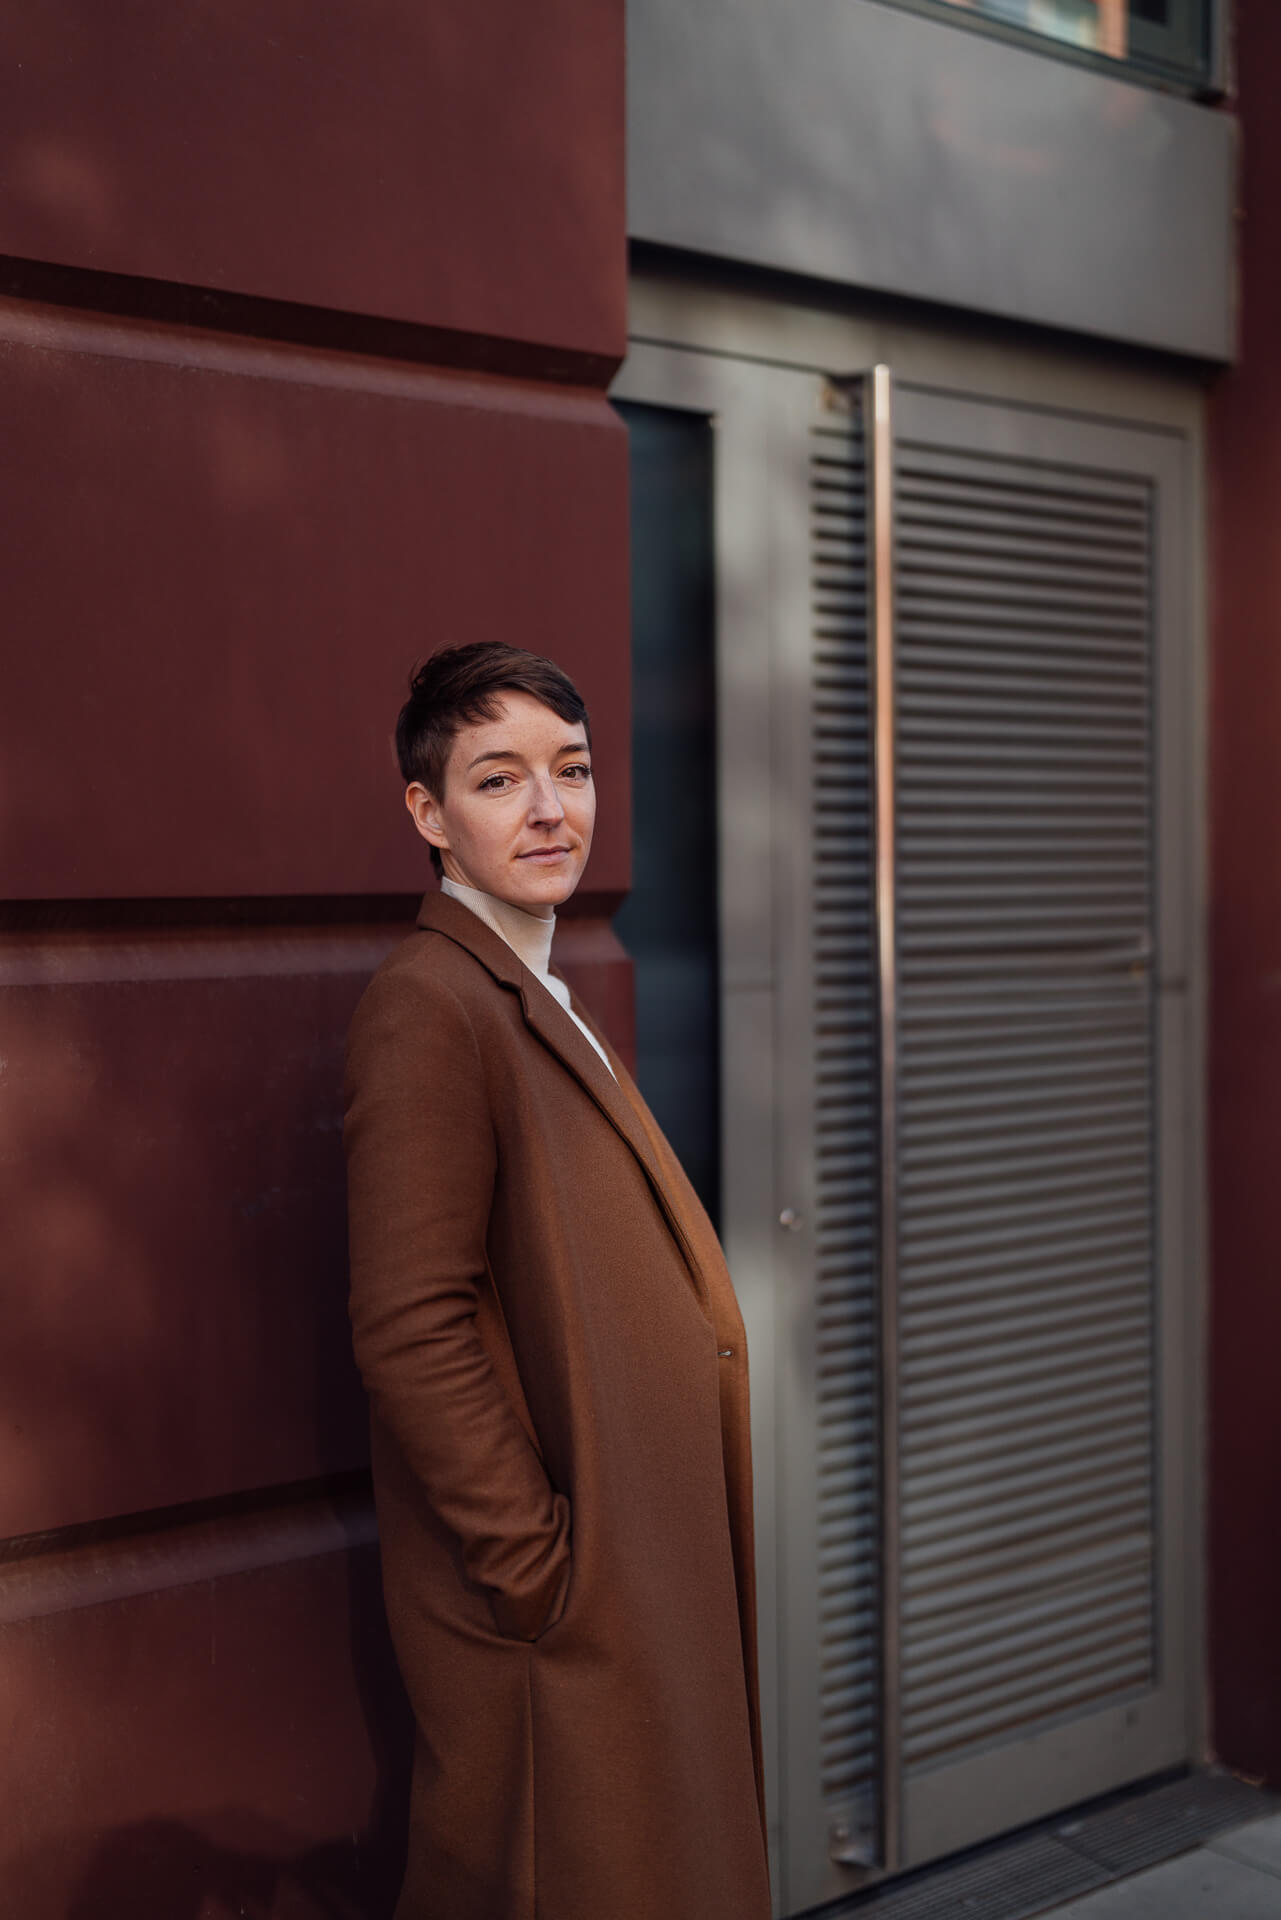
[0,0,624,370]
[1208,0,1281,1787]
[2,1511,411,1917]
[0,302,630,902]
[1,1,632,1898]
[0,914,633,1543]
[0,930,402,1538]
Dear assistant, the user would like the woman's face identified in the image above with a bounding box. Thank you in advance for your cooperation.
[406,690,595,916]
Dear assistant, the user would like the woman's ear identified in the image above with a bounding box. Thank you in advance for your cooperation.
[406,782,449,854]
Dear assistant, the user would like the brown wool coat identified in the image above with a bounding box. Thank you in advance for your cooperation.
[344,892,772,1920]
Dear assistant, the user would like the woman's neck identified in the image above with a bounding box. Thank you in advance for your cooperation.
[439,876,556,980]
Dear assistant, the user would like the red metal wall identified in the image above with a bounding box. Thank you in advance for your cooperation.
[0,7,628,1912]
[1208,0,1281,1791]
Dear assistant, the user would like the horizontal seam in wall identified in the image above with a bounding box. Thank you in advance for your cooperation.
[0,1491,377,1627]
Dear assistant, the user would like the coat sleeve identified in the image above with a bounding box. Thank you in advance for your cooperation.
[343,960,570,1642]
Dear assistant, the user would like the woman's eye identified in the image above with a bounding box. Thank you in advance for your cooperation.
[478,774,512,792]
[560,764,592,783]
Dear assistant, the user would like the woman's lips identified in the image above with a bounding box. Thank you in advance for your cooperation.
[517,847,572,863]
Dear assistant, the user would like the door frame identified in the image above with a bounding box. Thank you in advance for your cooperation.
[611,289,1208,1913]
[612,344,820,1899]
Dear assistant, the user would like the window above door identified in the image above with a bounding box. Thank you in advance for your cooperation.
[879,0,1215,90]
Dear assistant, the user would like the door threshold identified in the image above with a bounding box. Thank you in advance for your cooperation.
[809,1768,1276,1920]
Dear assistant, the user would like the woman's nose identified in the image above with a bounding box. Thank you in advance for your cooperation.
[528,775,565,824]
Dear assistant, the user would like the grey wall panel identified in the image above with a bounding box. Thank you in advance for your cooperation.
[628,0,1234,362]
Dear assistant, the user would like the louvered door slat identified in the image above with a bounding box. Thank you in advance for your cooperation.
[893,427,1157,1786]
[770,369,1187,1907]
[807,413,883,1848]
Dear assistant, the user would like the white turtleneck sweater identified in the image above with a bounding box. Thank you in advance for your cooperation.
[440,876,616,1080]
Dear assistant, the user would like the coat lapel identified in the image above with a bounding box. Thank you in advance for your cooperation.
[517,988,719,1325]
[416,891,714,1315]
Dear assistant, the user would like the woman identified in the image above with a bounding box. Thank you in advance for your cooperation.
[344,643,772,1920]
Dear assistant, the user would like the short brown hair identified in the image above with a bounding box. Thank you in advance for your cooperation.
[395,643,592,875]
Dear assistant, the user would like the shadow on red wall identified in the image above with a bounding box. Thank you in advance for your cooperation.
[1208,0,1281,1790]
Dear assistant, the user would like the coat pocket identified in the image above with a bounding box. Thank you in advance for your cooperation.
[486,1491,572,1642]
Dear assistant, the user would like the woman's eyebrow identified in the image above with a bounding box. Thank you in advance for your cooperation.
[466,739,589,772]
[466,749,522,771]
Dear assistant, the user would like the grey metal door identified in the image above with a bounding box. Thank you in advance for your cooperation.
[774,372,1195,1909]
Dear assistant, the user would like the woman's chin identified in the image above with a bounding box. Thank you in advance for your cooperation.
[500,857,583,912]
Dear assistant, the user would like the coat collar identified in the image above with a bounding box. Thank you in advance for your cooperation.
[416,889,714,1317]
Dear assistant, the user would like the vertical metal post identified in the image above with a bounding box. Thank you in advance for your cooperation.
[869,363,902,1875]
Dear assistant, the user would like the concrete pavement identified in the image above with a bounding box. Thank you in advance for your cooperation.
[1046,1812,1281,1917]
